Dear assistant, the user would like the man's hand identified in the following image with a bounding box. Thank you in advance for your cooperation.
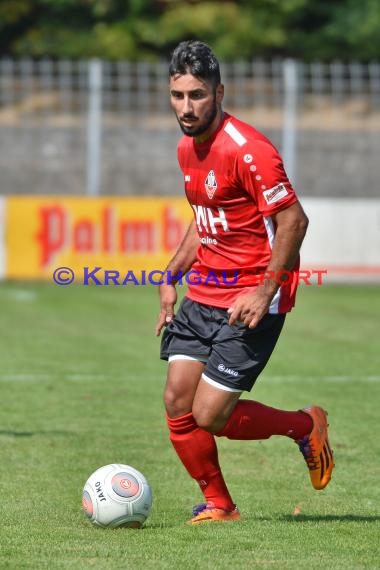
[227,286,273,329]
[155,283,178,336]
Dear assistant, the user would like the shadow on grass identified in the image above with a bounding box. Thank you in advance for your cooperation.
[146,514,380,529]
[0,430,71,438]
[281,514,380,523]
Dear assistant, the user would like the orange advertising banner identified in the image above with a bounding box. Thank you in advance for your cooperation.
[6,197,193,282]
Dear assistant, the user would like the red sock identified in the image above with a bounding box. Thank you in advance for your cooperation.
[167,412,235,511]
[217,400,313,441]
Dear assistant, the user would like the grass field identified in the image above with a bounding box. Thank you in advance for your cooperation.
[0,282,379,569]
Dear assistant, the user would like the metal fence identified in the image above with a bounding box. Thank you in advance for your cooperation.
[0,58,379,197]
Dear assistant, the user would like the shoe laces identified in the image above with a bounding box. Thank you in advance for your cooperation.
[298,436,319,470]
[192,502,238,517]
[192,502,217,516]
[192,503,208,516]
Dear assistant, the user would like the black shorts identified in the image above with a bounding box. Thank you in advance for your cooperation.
[160,297,285,392]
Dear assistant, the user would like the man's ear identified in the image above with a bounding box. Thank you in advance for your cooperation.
[216,83,224,104]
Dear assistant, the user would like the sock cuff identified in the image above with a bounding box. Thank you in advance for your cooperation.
[166,411,197,434]
[215,401,243,438]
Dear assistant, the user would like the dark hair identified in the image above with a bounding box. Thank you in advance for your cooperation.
[169,40,221,89]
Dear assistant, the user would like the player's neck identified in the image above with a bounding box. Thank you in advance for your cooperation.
[195,109,225,145]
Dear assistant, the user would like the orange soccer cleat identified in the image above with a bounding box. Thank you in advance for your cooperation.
[297,406,335,490]
[188,502,241,525]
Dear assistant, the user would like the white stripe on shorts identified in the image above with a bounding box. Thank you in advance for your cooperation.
[168,354,208,363]
[202,373,242,393]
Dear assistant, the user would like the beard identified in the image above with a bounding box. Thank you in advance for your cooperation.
[177,100,218,138]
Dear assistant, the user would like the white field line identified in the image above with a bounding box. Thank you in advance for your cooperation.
[0,374,379,382]
[0,373,107,382]
[265,375,380,383]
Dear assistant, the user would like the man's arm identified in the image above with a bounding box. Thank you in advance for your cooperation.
[155,220,199,336]
[228,201,309,328]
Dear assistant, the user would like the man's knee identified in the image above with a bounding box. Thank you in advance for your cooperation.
[163,380,196,418]
[163,386,191,418]
[192,405,229,434]
[192,379,241,434]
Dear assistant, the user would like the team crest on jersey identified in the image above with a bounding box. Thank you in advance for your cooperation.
[204,170,218,199]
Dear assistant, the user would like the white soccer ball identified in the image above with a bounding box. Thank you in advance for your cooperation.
[82,464,153,528]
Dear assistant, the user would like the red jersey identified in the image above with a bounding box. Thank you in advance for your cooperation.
[177,112,299,313]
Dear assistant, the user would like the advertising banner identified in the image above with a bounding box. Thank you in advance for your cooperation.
[3,196,380,283]
[6,197,193,282]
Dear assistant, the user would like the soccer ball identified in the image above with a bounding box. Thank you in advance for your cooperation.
[82,463,152,528]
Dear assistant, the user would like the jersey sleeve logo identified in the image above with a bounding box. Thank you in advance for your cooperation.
[205,170,218,199]
[263,183,288,205]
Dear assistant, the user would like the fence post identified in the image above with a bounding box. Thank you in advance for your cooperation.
[86,59,102,196]
[282,59,298,186]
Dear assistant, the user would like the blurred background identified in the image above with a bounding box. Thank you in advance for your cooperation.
[0,0,379,281]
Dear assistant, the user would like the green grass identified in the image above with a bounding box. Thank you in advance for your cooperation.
[0,282,379,569]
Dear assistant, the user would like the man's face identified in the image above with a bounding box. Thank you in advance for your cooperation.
[169,73,224,140]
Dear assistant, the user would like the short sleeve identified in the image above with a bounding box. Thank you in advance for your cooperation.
[235,139,298,216]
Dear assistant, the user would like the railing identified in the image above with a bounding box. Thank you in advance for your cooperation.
[0,58,379,197]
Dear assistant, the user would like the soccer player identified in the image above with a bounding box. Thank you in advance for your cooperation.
[156,40,334,525]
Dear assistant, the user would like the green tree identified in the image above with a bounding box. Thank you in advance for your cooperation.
[0,0,379,61]
[0,0,161,59]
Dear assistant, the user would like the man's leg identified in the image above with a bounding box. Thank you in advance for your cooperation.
[194,312,334,492]
[192,378,312,439]
[193,380,333,492]
[164,358,239,514]
[214,399,313,440]
[215,400,333,491]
